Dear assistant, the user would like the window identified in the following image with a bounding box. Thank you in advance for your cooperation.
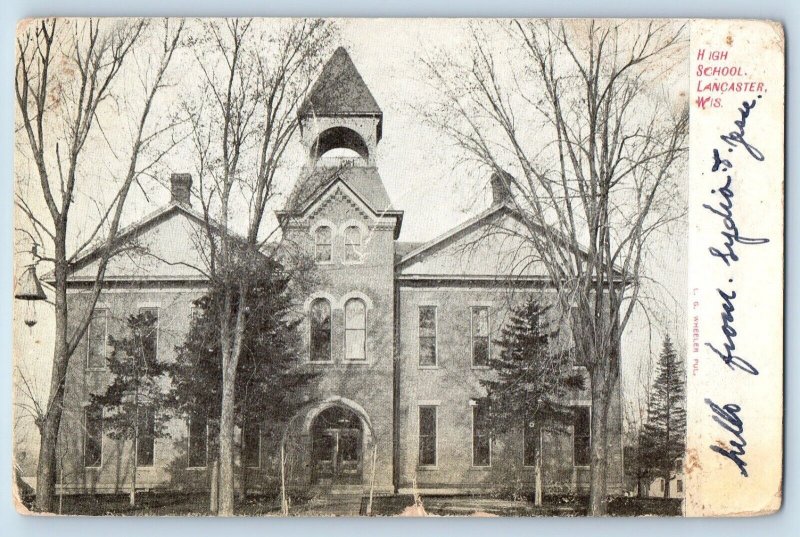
[523,419,537,467]
[573,406,591,466]
[310,298,332,362]
[314,226,332,262]
[472,402,491,467]
[188,412,208,468]
[84,405,103,468]
[344,298,366,361]
[471,307,490,367]
[676,479,684,493]
[418,406,437,466]
[137,406,155,467]
[139,307,159,364]
[418,306,437,367]
[87,309,108,370]
[241,421,261,468]
[344,225,361,262]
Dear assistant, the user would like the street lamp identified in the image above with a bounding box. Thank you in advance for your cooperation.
[15,264,47,327]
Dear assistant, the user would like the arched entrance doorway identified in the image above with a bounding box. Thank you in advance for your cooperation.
[311,406,363,485]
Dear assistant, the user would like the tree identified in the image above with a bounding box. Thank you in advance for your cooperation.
[638,335,686,498]
[182,18,335,514]
[92,311,168,506]
[424,19,688,514]
[14,18,184,512]
[481,299,584,505]
[165,255,316,507]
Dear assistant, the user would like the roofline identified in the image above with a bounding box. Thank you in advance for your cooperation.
[276,176,404,238]
[396,273,626,286]
[397,202,510,266]
[52,201,253,283]
[396,201,625,278]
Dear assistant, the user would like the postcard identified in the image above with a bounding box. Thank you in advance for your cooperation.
[12,17,784,517]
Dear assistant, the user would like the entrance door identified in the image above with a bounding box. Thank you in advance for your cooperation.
[311,406,363,485]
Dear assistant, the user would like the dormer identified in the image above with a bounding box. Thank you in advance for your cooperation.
[298,47,383,168]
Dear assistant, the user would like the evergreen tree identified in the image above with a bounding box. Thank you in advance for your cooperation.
[481,299,584,504]
[638,335,686,498]
[92,311,168,506]
[165,256,315,501]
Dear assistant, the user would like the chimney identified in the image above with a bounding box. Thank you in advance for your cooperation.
[490,170,513,205]
[170,173,192,206]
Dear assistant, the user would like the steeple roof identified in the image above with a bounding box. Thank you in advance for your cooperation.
[299,47,382,117]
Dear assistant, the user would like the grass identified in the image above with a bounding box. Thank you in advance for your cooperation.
[20,491,310,516]
[20,491,682,517]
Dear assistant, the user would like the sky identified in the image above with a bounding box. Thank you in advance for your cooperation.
[13,18,688,453]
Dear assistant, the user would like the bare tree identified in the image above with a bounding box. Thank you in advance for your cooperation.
[183,18,335,515]
[423,19,688,514]
[14,18,185,512]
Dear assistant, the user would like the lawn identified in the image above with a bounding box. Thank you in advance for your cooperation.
[19,491,682,517]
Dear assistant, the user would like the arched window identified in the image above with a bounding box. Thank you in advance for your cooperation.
[344,298,366,361]
[344,226,361,262]
[310,298,332,362]
[314,226,332,262]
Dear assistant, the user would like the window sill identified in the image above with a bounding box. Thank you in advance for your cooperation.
[342,360,370,365]
[418,365,440,370]
[417,465,438,471]
[315,260,334,266]
[471,365,491,370]
[469,465,492,471]
[186,466,208,470]
[341,260,364,266]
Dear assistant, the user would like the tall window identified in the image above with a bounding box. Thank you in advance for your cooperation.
[573,406,591,466]
[139,307,159,363]
[87,308,108,370]
[418,406,437,466]
[188,411,208,468]
[472,402,491,467]
[344,225,361,262]
[418,306,437,366]
[314,226,332,262]
[310,298,332,362]
[137,406,155,467]
[241,420,261,469]
[344,298,366,361]
[471,306,490,367]
[523,419,537,467]
[84,405,103,468]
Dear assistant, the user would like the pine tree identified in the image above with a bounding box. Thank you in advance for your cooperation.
[165,256,315,504]
[481,299,584,504]
[638,335,686,498]
[92,311,168,506]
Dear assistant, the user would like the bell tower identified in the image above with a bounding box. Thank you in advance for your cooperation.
[298,47,383,167]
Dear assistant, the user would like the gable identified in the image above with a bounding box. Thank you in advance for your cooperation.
[67,207,212,282]
[397,207,551,280]
[308,183,373,225]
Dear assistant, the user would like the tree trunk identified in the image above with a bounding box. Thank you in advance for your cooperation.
[588,368,611,516]
[209,458,219,513]
[534,428,543,506]
[367,443,377,515]
[130,441,137,506]
[35,258,68,513]
[218,369,237,515]
[663,472,671,499]
[280,442,288,515]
